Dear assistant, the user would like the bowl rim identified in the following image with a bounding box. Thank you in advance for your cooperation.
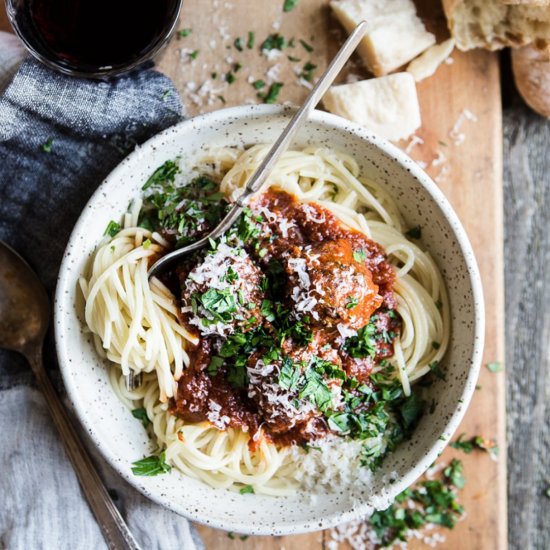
[54,104,485,535]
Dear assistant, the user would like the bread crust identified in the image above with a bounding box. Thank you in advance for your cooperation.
[442,0,550,51]
[512,44,550,117]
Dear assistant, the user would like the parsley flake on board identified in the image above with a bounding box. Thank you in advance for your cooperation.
[247,31,255,49]
[233,37,244,51]
[131,407,150,427]
[252,79,266,90]
[451,433,499,459]
[299,38,314,52]
[261,33,288,51]
[299,61,317,82]
[368,462,465,546]
[283,0,299,11]
[257,82,284,103]
[189,49,199,60]
[486,361,503,372]
[131,452,171,476]
[177,28,192,38]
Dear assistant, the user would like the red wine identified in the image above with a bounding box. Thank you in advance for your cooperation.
[23,0,180,72]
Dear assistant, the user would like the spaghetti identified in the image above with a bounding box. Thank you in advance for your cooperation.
[79,146,449,495]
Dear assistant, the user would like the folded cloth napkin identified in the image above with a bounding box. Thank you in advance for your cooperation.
[0,35,203,550]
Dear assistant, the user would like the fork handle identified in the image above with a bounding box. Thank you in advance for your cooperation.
[27,347,141,550]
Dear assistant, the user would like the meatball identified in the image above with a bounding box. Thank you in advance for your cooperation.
[247,342,345,437]
[179,243,266,337]
[285,238,383,329]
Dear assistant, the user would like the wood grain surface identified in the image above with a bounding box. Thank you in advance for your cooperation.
[0,1,514,548]
[502,68,550,550]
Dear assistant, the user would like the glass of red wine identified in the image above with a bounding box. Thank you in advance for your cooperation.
[5,0,183,78]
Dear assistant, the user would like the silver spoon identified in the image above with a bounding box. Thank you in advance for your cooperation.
[147,20,368,279]
[0,241,141,550]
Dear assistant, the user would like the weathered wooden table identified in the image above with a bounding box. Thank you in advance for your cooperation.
[1,1,548,548]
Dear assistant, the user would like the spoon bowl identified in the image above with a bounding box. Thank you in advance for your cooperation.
[0,242,49,354]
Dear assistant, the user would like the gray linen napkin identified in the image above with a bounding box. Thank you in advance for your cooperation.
[0,40,203,550]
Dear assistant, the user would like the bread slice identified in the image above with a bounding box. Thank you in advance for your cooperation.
[322,73,421,142]
[330,0,436,76]
[407,39,456,81]
[442,0,550,50]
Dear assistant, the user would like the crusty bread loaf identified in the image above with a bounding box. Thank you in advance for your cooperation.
[330,0,435,76]
[512,44,550,117]
[502,0,549,5]
[442,0,550,51]
[322,73,421,142]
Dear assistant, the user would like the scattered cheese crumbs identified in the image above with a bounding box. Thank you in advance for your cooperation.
[330,0,435,76]
[431,149,446,167]
[405,134,425,155]
[434,165,450,184]
[449,109,478,146]
[406,38,455,82]
[323,74,421,142]
[290,436,375,492]
[206,400,231,429]
[444,56,454,65]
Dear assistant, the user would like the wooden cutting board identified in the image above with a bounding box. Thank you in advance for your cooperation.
[0,1,506,548]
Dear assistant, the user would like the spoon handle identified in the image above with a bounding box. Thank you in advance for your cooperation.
[27,348,141,550]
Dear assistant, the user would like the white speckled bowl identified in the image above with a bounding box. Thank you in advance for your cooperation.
[54,105,484,536]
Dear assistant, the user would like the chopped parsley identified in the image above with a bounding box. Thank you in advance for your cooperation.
[41,137,54,153]
[142,159,180,191]
[261,33,288,51]
[177,28,192,38]
[247,31,255,49]
[369,465,465,546]
[131,407,150,427]
[444,458,465,488]
[429,361,446,380]
[257,82,284,104]
[233,37,244,51]
[283,0,299,11]
[239,484,255,494]
[353,248,366,262]
[199,288,237,321]
[299,61,317,82]
[189,49,199,60]
[451,433,499,459]
[104,220,121,238]
[299,39,314,52]
[344,321,377,358]
[346,296,358,309]
[252,79,266,90]
[405,226,422,239]
[287,55,301,62]
[131,452,171,476]
[225,71,236,84]
[139,167,228,248]
[486,361,503,373]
